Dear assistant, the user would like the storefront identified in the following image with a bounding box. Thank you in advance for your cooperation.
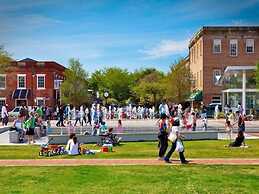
[221,66,259,114]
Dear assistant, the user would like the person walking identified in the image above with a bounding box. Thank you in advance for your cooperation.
[164,116,188,164]
[56,105,65,127]
[157,113,169,160]
[1,104,8,126]
[74,108,81,126]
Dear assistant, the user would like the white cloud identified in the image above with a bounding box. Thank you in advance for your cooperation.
[140,39,188,59]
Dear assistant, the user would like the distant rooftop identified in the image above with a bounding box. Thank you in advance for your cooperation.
[189,26,259,48]
[19,58,38,62]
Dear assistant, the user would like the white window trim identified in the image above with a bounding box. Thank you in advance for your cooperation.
[213,39,221,53]
[17,74,26,89]
[54,79,63,90]
[229,39,238,57]
[36,74,46,90]
[0,74,6,90]
[213,69,222,86]
[246,39,254,54]
[36,97,45,106]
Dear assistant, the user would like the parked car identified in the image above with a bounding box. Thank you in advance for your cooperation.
[206,103,222,118]
[8,106,22,118]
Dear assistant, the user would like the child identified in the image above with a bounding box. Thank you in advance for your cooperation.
[67,120,75,135]
[225,120,233,142]
[116,119,123,133]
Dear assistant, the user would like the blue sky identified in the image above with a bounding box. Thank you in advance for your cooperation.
[1,0,259,73]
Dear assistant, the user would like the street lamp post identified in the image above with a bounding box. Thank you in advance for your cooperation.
[103,91,109,107]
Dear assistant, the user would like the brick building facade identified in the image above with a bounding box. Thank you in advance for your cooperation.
[189,26,259,106]
[0,58,66,110]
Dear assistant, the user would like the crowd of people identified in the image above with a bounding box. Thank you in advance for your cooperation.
[0,100,250,150]
[11,106,48,144]
[54,104,157,128]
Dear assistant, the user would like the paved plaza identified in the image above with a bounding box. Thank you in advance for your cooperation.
[0,118,259,145]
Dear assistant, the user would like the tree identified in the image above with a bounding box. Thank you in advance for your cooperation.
[133,70,165,108]
[0,46,12,73]
[256,62,259,89]
[61,58,89,107]
[89,67,134,105]
[164,58,192,103]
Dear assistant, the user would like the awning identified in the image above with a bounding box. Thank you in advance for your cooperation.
[188,90,203,101]
[12,89,30,99]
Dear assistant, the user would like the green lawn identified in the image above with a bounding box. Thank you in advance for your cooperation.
[1,165,259,194]
[0,140,259,159]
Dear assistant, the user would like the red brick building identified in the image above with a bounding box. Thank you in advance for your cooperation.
[189,26,259,106]
[0,58,66,110]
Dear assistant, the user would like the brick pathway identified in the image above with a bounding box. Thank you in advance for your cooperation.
[1,158,259,166]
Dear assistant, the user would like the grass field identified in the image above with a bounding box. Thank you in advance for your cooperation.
[0,140,259,159]
[1,165,259,194]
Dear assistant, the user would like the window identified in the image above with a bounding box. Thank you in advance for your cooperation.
[36,97,45,106]
[54,80,63,89]
[213,39,221,53]
[246,39,254,53]
[37,74,45,89]
[213,69,221,85]
[229,39,238,56]
[0,74,6,89]
[17,74,26,89]
[212,96,221,104]
[0,98,6,106]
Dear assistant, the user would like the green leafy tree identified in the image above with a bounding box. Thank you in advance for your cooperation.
[164,58,192,103]
[61,58,89,107]
[0,46,12,73]
[89,67,134,104]
[133,70,165,108]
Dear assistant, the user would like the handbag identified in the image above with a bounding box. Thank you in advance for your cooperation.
[175,140,184,152]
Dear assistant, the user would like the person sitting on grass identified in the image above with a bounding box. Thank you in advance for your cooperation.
[66,134,81,155]
[229,131,245,147]
[105,127,121,145]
